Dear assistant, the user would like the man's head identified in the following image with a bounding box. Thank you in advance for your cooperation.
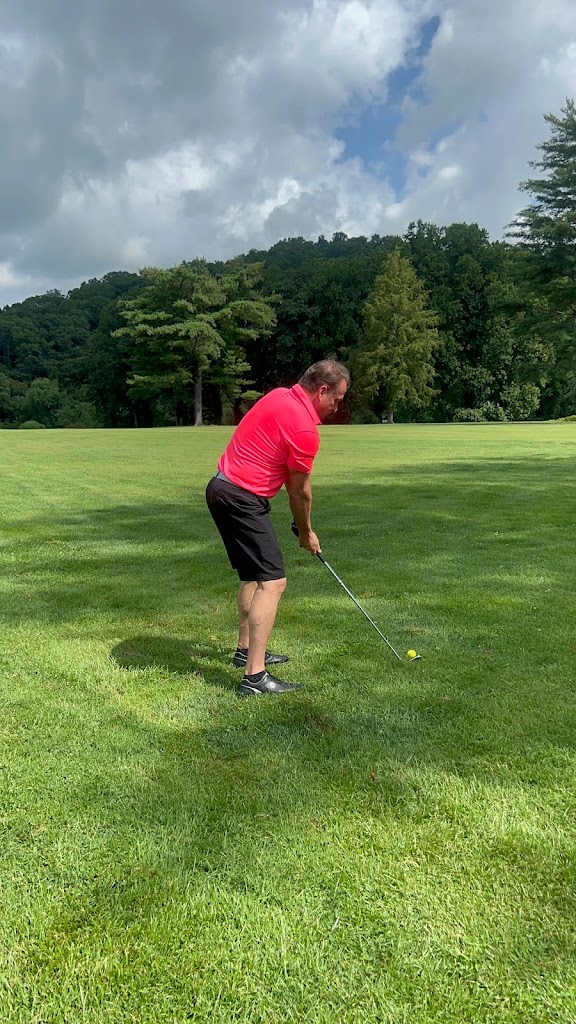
[299,360,350,421]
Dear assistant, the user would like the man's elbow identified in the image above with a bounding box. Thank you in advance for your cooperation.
[287,480,310,500]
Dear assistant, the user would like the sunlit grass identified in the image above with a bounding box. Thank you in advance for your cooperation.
[1,423,575,1023]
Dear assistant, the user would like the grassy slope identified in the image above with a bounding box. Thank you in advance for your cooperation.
[0,424,575,1023]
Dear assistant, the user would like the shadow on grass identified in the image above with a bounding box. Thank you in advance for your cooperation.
[1,455,574,629]
[111,635,238,692]
[10,454,576,1011]
[0,499,222,626]
[2,454,575,759]
[25,692,576,1012]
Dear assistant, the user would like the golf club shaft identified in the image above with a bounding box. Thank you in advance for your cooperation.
[316,553,402,661]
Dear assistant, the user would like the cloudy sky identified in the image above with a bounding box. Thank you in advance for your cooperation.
[1,0,576,304]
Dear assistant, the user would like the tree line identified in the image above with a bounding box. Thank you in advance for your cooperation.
[1,101,575,428]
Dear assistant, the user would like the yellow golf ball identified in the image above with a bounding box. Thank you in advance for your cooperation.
[407,650,417,659]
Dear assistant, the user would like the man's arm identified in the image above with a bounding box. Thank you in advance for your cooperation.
[286,469,321,555]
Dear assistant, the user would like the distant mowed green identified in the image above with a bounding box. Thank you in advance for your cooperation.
[1,424,575,1024]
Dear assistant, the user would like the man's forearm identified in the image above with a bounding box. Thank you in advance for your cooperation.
[288,486,312,536]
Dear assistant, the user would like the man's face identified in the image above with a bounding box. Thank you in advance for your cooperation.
[314,379,348,421]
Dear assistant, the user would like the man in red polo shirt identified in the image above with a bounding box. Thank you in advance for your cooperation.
[206,360,349,697]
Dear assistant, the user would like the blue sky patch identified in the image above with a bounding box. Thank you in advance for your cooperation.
[335,16,441,196]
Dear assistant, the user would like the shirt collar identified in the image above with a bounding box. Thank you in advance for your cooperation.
[290,383,321,426]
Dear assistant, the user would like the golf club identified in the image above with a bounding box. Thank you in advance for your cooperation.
[291,523,416,662]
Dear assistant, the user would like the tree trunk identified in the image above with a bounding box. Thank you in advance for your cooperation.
[386,409,394,424]
[194,371,203,426]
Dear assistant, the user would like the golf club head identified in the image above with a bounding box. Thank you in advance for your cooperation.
[409,654,422,662]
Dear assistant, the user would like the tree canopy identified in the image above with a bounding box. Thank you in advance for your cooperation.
[1,100,575,428]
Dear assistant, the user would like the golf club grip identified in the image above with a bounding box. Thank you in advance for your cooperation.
[291,521,324,560]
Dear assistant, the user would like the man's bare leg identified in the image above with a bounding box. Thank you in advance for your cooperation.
[243,578,287,676]
[237,582,257,650]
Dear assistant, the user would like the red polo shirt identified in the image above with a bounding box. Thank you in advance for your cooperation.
[218,384,321,498]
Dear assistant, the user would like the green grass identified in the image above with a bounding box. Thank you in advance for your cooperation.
[1,423,575,1024]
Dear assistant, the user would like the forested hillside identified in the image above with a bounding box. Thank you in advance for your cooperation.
[2,103,575,428]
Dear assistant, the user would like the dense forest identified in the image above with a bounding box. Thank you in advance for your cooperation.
[1,102,575,428]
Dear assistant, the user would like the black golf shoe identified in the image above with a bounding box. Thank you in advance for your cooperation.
[239,671,301,697]
[232,648,289,669]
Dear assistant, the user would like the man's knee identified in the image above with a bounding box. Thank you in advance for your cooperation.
[257,577,287,597]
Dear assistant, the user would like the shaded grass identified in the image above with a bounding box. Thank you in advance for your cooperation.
[0,424,575,1023]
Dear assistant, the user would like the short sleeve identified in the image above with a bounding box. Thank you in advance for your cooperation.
[286,429,320,475]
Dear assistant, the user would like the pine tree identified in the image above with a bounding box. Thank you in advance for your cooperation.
[508,100,576,354]
[114,260,275,425]
[353,250,439,423]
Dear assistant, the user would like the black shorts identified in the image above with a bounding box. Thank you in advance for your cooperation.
[205,476,286,583]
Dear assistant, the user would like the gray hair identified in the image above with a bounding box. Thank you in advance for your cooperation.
[299,360,350,393]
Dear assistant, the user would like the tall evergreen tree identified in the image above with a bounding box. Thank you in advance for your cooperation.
[115,261,275,425]
[353,251,439,423]
[508,99,576,413]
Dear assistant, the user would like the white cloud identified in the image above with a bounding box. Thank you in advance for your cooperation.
[279,0,412,97]
[438,165,461,182]
[394,0,576,231]
[121,237,151,266]
[1,0,576,303]
[0,261,28,289]
[537,42,576,91]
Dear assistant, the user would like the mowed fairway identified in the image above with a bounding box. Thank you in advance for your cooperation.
[1,423,575,1024]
